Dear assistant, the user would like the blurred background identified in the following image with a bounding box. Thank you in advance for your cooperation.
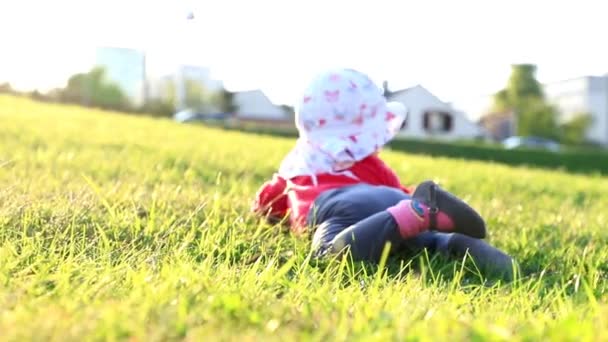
[1,0,607,157]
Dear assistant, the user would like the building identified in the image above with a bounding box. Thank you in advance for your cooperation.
[384,83,486,141]
[95,47,146,106]
[478,110,516,141]
[233,89,287,120]
[544,75,608,146]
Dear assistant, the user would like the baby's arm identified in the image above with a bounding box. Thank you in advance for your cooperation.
[252,173,289,223]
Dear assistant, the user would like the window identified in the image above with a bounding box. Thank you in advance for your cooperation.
[423,110,453,133]
[400,115,408,130]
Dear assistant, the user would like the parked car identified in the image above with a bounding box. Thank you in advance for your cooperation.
[502,136,561,152]
[173,109,232,123]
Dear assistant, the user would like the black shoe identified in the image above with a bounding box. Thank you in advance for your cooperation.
[447,233,519,281]
[412,180,486,239]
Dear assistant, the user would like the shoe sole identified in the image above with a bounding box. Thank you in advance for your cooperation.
[412,180,486,239]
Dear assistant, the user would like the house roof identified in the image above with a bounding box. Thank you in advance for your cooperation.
[384,85,417,98]
[382,82,419,99]
[386,84,451,106]
[234,89,272,100]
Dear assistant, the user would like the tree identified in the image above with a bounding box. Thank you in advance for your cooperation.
[559,113,593,145]
[28,90,47,102]
[61,67,130,111]
[505,64,543,102]
[493,89,510,112]
[140,98,175,117]
[493,64,545,111]
[156,78,177,108]
[183,78,207,111]
[516,98,560,139]
[493,64,558,139]
[46,88,65,102]
[0,82,14,94]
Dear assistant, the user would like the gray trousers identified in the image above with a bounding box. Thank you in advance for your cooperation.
[307,184,448,261]
[307,184,517,278]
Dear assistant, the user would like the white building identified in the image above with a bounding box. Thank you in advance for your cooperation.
[95,47,146,106]
[233,89,287,120]
[544,75,608,146]
[385,84,486,141]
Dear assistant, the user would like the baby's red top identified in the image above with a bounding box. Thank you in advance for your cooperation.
[253,154,412,232]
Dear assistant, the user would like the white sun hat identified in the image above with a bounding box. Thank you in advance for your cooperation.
[278,68,407,182]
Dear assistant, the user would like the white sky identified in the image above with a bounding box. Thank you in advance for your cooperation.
[0,0,606,116]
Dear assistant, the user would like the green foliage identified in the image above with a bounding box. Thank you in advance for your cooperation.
[159,78,177,107]
[0,82,14,94]
[493,89,510,112]
[4,68,237,119]
[183,78,208,111]
[390,136,608,175]
[505,64,544,102]
[1,95,608,340]
[27,90,45,101]
[46,87,66,102]
[61,66,130,111]
[175,79,236,114]
[492,64,544,113]
[387,137,608,175]
[139,98,175,117]
[560,113,594,145]
[516,98,560,140]
[492,64,561,140]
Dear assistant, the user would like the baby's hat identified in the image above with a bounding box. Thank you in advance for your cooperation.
[278,68,407,179]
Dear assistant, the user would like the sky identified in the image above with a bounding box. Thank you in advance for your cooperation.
[0,0,606,117]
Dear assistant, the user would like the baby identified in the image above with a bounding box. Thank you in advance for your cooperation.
[253,68,516,279]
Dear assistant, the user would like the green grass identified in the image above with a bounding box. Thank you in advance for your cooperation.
[1,94,608,341]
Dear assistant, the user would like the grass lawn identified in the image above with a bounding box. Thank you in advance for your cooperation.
[1,95,607,341]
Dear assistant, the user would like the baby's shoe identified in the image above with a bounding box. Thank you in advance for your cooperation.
[444,233,518,281]
[411,180,486,238]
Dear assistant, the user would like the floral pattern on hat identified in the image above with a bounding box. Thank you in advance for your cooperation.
[278,68,407,180]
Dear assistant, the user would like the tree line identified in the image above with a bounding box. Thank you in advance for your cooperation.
[491,64,593,146]
[1,63,594,146]
[0,66,237,117]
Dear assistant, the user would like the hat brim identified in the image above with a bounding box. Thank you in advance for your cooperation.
[386,101,408,124]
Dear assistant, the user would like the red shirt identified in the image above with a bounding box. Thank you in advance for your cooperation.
[252,155,412,233]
